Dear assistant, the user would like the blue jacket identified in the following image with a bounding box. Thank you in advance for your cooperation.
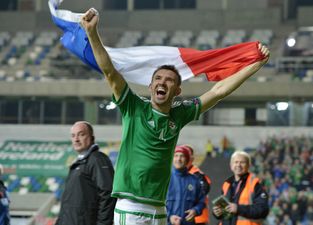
[166,167,205,225]
[0,180,10,225]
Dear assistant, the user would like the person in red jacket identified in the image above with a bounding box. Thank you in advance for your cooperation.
[212,151,269,225]
[178,145,211,225]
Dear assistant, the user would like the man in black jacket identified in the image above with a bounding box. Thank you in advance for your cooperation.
[56,121,116,225]
[212,151,269,225]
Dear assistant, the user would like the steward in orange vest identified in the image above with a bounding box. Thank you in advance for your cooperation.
[212,151,269,225]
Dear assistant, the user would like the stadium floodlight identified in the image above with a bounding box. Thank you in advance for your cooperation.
[99,103,105,109]
[269,104,276,110]
[286,38,296,47]
[106,101,117,110]
[276,102,289,111]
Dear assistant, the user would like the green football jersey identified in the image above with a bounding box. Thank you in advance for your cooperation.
[111,85,201,206]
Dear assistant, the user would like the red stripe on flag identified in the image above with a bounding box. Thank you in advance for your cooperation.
[179,41,265,81]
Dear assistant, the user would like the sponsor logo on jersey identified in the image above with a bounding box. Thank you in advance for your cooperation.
[172,101,182,108]
[183,100,193,106]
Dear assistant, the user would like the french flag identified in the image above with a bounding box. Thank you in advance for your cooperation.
[49,0,265,86]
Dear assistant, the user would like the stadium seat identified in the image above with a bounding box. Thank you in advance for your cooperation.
[0,69,7,80]
[249,29,274,45]
[168,30,193,47]
[0,31,10,49]
[143,30,168,45]
[221,29,246,47]
[115,31,143,47]
[195,35,218,50]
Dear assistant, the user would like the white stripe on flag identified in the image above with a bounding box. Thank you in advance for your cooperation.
[106,46,194,85]
[49,0,83,23]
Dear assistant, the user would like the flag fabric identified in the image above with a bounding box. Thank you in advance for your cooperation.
[49,0,265,86]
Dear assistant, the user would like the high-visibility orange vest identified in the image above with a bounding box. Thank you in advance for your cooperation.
[189,165,211,224]
[219,173,263,225]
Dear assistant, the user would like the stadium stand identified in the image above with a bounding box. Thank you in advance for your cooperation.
[0,27,281,83]
[252,136,313,225]
[4,175,64,199]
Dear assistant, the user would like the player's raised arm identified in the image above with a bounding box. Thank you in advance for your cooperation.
[80,8,126,101]
[199,43,270,113]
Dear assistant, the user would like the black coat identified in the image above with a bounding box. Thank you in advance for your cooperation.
[213,173,269,225]
[56,144,116,225]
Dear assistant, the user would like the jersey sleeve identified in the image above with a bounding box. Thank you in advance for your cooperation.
[112,84,143,117]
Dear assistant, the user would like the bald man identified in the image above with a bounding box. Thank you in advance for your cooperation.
[56,121,116,225]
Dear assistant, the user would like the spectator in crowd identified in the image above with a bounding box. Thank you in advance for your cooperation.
[213,151,269,224]
[220,136,234,158]
[306,205,313,223]
[265,211,278,225]
[205,139,214,157]
[281,214,293,225]
[79,7,269,225]
[166,146,205,225]
[56,121,116,225]
[181,145,212,225]
[0,164,10,225]
[290,203,301,224]
[252,136,313,224]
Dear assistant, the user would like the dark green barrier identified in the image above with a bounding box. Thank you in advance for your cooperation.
[0,140,119,176]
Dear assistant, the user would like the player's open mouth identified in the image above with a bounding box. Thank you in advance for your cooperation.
[156,87,166,96]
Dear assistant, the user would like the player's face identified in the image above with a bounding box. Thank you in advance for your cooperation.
[71,123,93,153]
[173,152,188,170]
[230,155,249,178]
[149,69,181,109]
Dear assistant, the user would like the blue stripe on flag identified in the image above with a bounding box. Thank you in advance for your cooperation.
[50,14,101,73]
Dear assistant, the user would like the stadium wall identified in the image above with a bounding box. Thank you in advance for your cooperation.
[1,80,313,100]
[1,125,313,156]
[0,7,282,32]
[297,6,313,26]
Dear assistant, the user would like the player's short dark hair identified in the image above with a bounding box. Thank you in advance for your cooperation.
[152,65,182,86]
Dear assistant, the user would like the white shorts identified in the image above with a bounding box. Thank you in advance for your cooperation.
[114,198,167,225]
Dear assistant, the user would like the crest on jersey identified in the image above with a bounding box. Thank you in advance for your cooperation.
[169,121,176,130]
